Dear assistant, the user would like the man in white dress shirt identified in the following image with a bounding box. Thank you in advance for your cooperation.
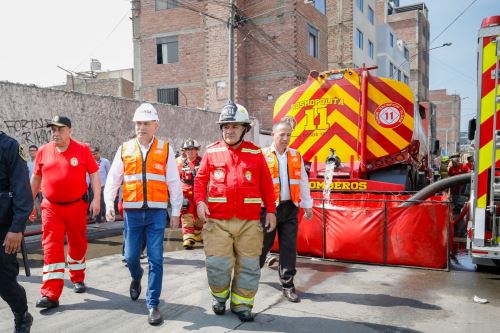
[104,103,182,325]
[260,117,313,303]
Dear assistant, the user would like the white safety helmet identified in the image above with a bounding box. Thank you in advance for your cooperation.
[217,102,252,126]
[133,103,159,122]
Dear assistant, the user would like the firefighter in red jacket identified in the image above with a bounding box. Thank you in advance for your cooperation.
[31,116,101,309]
[177,138,203,249]
[195,102,276,322]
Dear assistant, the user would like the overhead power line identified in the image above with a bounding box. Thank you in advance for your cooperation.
[431,0,478,44]
[72,8,130,72]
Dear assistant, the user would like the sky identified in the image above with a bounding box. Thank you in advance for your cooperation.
[0,0,497,130]
[400,0,498,130]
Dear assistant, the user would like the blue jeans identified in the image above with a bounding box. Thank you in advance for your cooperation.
[124,209,166,308]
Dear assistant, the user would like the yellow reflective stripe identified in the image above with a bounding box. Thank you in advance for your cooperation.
[241,148,261,154]
[43,272,64,281]
[212,289,230,299]
[207,147,228,153]
[68,263,86,271]
[231,292,254,305]
[244,198,262,204]
[478,194,487,209]
[208,197,227,203]
[43,262,66,273]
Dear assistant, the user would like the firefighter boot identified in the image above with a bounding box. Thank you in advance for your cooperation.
[183,239,195,250]
[193,233,202,243]
[212,299,226,315]
[14,310,33,333]
[231,309,254,322]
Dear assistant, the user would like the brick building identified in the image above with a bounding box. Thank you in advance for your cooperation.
[429,89,461,155]
[384,1,430,103]
[132,0,328,130]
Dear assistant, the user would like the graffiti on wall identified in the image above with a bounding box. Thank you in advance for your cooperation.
[3,119,52,145]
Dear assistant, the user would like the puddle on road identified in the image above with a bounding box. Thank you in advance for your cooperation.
[20,230,192,269]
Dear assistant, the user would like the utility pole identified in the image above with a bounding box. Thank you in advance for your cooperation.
[228,0,235,102]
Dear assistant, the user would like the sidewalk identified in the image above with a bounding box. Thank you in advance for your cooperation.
[1,247,499,332]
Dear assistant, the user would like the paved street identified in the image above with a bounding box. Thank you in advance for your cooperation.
[1,225,499,332]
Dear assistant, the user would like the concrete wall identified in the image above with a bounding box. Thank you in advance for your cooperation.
[0,81,226,161]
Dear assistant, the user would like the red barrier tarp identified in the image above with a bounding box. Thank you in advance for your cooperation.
[271,192,450,269]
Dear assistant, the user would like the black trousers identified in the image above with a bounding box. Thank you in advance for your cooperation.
[0,227,28,314]
[259,201,299,288]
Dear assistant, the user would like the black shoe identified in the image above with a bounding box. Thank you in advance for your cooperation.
[14,310,33,333]
[130,279,141,301]
[148,307,163,326]
[73,282,86,293]
[212,300,226,315]
[231,309,254,322]
[35,296,59,309]
[282,287,300,302]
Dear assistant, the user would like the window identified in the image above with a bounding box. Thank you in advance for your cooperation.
[308,25,319,58]
[397,69,401,81]
[156,36,179,64]
[404,47,409,61]
[389,33,394,47]
[356,29,363,50]
[389,61,394,78]
[403,74,409,85]
[368,6,374,24]
[156,0,177,10]
[368,40,374,58]
[157,88,178,105]
[356,0,364,12]
[314,0,326,15]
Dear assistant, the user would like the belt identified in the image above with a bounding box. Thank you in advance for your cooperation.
[0,192,13,199]
[45,194,86,205]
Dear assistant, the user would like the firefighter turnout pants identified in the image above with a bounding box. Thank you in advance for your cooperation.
[181,213,204,242]
[259,201,299,288]
[40,199,87,300]
[0,226,28,315]
[203,217,263,312]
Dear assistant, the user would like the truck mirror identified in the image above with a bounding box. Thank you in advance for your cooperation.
[468,118,476,141]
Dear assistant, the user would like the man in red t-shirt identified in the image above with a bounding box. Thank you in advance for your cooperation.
[30,116,101,309]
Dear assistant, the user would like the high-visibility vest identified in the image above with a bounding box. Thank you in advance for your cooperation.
[262,147,302,206]
[121,138,169,209]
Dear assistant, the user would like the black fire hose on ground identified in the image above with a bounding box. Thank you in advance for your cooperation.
[398,173,472,207]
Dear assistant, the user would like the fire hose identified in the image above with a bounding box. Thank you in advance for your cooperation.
[398,173,471,207]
